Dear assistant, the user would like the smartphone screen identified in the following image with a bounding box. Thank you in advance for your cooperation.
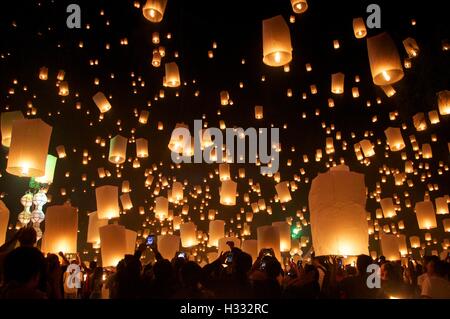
[225,253,233,264]
[177,252,186,259]
[146,235,155,246]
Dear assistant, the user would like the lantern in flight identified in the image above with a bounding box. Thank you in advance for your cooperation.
[95,185,120,220]
[262,15,292,67]
[108,135,127,164]
[142,0,167,23]
[1,111,24,147]
[92,92,112,113]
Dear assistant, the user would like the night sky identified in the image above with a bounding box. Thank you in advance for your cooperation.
[0,0,449,261]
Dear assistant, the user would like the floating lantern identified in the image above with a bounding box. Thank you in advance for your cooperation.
[108,135,127,164]
[397,234,408,256]
[39,67,48,80]
[92,92,112,113]
[168,123,189,153]
[139,110,149,124]
[1,111,24,147]
[142,0,167,23]
[87,211,108,249]
[415,201,437,229]
[409,236,421,248]
[413,112,427,131]
[255,105,264,119]
[157,235,180,259]
[6,118,52,177]
[152,50,161,67]
[331,72,345,94]
[275,182,292,203]
[220,180,237,205]
[384,127,405,151]
[359,139,375,157]
[99,224,127,267]
[95,185,120,219]
[242,240,258,262]
[41,203,78,254]
[208,220,225,247]
[180,222,197,247]
[437,90,450,115]
[154,196,168,220]
[367,32,404,85]
[309,165,368,256]
[403,37,420,58]
[435,197,449,215]
[220,91,229,106]
[164,62,181,87]
[272,221,291,252]
[120,193,133,210]
[257,225,281,261]
[58,81,69,96]
[135,138,148,158]
[291,0,308,13]
[262,15,292,67]
[380,233,400,261]
[219,163,231,181]
[443,219,450,232]
[0,200,9,245]
[353,17,367,39]
[35,155,57,184]
[380,198,396,218]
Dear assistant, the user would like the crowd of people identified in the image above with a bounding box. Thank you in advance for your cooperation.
[0,227,449,299]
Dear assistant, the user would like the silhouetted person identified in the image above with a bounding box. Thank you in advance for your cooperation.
[173,261,214,299]
[421,258,450,299]
[250,255,283,299]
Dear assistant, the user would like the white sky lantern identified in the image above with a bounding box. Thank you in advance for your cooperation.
[409,236,421,248]
[121,180,130,193]
[415,201,437,230]
[275,181,292,203]
[435,197,449,215]
[220,91,229,106]
[367,32,404,86]
[262,15,292,67]
[152,50,161,67]
[359,139,375,157]
[1,111,24,147]
[422,144,432,159]
[403,37,420,58]
[41,203,78,254]
[125,229,137,255]
[157,234,180,259]
[220,180,237,206]
[331,72,345,94]
[108,135,127,164]
[99,224,128,267]
[443,219,450,232]
[353,17,367,39]
[384,127,405,151]
[0,200,9,245]
[139,110,149,124]
[309,165,368,256]
[380,198,396,218]
[87,211,108,249]
[219,163,231,181]
[172,181,183,202]
[380,232,400,261]
[218,237,241,252]
[272,221,291,252]
[154,196,169,221]
[437,90,450,115]
[164,62,181,88]
[95,185,120,220]
[120,193,133,210]
[92,92,112,113]
[39,66,48,80]
[35,155,57,184]
[397,234,408,256]
[291,0,308,14]
[173,215,182,230]
[145,175,154,187]
[6,118,52,177]
[56,145,66,158]
[255,105,263,119]
[208,220,225,247]
[242,240,258,262]
[257,225,281,261]
[413,112,427,131]
[58,81,69,96]
[168,123,189,153]
[180,222,198,247]
[143,0,167,23]
[428,110,440,124]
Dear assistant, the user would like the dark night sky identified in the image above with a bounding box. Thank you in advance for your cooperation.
[0,0,449,260]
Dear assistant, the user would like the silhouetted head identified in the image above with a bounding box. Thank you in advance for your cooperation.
[357,254,374,275]
[3,247,45,288]
[18,227,37,247]
[232,250,252,278]
[261,256,282,280]
[180,261,202,288]
[153,259,173,281]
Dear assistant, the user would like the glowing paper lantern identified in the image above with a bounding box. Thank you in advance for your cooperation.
[125,229,137,254]
[142,0,167,23]
[168,123,189,153]
[220,91,229,106]
[241,240,258,262]
[157,234,180,259]
[39,66,48,80]
[41,204,78,254]
[359,139,375,157]
[443,219,450,232]
[139,110,149,124]
[272,221,291,252]
[164,62,181,87]
[135,138,148,158]
[218,237,241,253]
[397,234,408,256]
[353,17,367,39]
[99,224,127,267]
[180,222,197,247]
[208,220,225,247]
[367,32,404,85]
[262,15,292,67]
[380,233,400,261]
[380,198,396,218]
[154,196,168,220]
[172,215,182,230]
[0,200,10,245]
[275,182,292,203]
[1,111,24,147]
[87,211,108,249]
[35,155,57,184]
[6,119,52,177]
[409,236,420,248]
[413,112,427,131]
[95,185,120,220]
[92,92,112,113]
[435,197,449,215]
[120,193,133,210]
[402,37,420,58]
[220,180,237,206]
[56,145,66,158]
[291,0,308,14]
[219,163,231,181]
[437,90,450,115]
[108,135,127,164]
[58,81,69,96]
[331,72,345,94]
[255,105,263,119]
[257,225,281,261]
[309,165,368,256]
[384,127,405,151]
[415,201,437,230]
